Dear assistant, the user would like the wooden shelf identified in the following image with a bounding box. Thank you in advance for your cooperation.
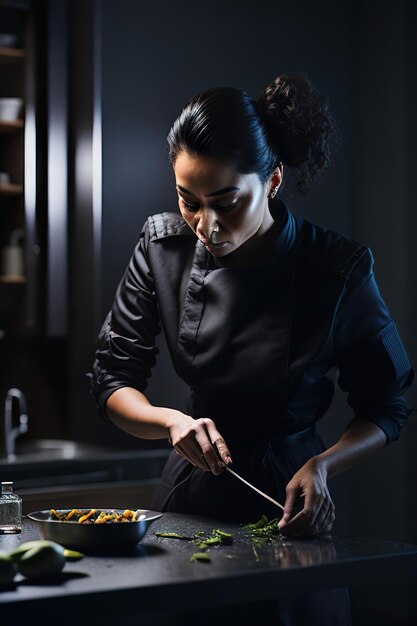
[0,119,24,133]
[0,275,26,284]
[0,182,23,196]
[0,46,25,60]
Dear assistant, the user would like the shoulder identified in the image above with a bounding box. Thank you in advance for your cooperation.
[298,218,371,281]
[146,212,195,242]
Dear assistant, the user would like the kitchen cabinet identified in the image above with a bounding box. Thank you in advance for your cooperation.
[0,1,42,338]
[0,1,71,442]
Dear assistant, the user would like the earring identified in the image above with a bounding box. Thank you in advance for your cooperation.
[269,186,279,199]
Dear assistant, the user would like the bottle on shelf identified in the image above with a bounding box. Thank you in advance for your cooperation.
[1,228,25,279]
[0,481,22,534]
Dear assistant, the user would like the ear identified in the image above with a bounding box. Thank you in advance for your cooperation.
[269,163,284,195]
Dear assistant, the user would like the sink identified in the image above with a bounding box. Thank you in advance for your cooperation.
[13,438,118,461]
[0,439,171,490]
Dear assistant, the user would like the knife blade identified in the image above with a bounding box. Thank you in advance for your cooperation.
[225,465,285,513]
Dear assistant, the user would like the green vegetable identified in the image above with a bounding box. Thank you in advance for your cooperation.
[155,532,191,539]
[3,540,84,581]
[63,549,85,561]
[213,529,233,544]
[155,527,234,562]
[8,540,54,561]
[242,515,283,562]
[11,540,66,579]
[189,552,211,562]
[251,540,261,562]
[0,551,17,585]
[18,544,66,579]
[196,536,222,550]
[242,515,281,538]
[194,528,234,551]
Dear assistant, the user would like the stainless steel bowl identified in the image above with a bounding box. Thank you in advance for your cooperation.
[28,508,163,554]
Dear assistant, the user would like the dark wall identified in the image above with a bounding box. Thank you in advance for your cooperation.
[345,3,417,622]
[101,0,353,311]
[100,0,353,423]
[98,0,359,564]
[98,1,417,622]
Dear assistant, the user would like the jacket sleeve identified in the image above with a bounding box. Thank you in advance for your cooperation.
[89,219,162,420]
[333,247,414,444]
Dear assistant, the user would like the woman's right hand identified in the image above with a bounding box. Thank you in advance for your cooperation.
[168,413,233,475]
[105,388,232,475]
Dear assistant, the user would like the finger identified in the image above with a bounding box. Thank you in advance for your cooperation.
[279,508,310,536]
[175,441,208,472]
[312,497,334,535]
[278,486,299,529]
[174,424,213,472]
[303,491,327,534]
[282,506,326,537]
[194,426,224,475]
[203,419,233,465]
[291,484,329,535]
[317,503,336,536]
[279,490,319,536]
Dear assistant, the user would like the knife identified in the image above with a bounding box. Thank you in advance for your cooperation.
[225,465,285,513]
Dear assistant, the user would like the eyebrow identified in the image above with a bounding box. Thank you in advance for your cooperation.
[176,184,240,197]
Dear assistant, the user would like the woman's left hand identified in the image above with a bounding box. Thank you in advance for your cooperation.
[278,457,335,537]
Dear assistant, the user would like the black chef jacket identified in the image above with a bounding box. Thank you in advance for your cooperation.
[91,198,410,625]
[90,199,414,450]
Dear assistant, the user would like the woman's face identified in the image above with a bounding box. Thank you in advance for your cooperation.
[173,151,282,257]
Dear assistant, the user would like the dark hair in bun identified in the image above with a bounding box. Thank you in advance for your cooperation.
[167,73,337,193]
[256,74,337,191]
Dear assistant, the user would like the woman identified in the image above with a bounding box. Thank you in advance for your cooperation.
[90,73,414,625]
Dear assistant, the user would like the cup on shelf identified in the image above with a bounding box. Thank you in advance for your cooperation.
[0,98,23,122]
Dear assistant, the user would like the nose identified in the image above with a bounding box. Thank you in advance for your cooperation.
[196,208,218,242]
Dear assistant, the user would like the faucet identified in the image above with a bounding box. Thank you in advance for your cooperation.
[0,388,29,460]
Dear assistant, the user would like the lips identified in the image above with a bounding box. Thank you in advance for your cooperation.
[209,241,229,248]
[204,241,230,254]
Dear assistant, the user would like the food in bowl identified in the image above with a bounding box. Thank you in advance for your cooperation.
[27,508,163,553]
[49,508,140,523]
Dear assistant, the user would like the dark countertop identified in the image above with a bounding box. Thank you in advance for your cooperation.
[1,514,417,621]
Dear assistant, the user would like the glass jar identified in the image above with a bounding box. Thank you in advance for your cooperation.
[0,481,22,533]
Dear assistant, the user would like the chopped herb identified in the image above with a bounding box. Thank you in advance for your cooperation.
[154,527,234,563]
[193,528,234,551]
[242,516,281,539]
[189,552,211,563]
[242,515,283,562]
[196,536,222,550]
[155,532,190,540]
[251,540,260,562]
[156,517,283,565]
[213,529,233,544]
[243,514,270,530]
